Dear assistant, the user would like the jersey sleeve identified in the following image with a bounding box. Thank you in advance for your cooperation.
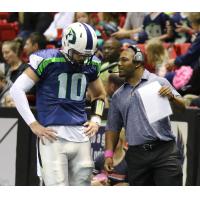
[28,49,59,78]
[87,56,101,82]
[28,53,45,78]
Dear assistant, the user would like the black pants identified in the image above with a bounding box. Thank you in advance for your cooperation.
[125,140,183,186]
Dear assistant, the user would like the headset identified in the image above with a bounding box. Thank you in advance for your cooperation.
[128,45,144,63]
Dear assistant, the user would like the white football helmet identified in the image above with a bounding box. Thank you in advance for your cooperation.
[62,22,97,59]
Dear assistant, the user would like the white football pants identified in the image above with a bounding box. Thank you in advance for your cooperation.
[38,138,93,186]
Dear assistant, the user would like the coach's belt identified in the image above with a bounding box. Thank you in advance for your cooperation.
[131,140,174,151]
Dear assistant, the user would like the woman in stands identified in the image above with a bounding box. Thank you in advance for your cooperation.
[145,38,169,74]
[2,38,27,83]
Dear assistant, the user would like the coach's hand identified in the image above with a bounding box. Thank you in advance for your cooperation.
[159,85,174,101]
[29,121,57,144]
[104,157,114,172]
[83,121,99,137]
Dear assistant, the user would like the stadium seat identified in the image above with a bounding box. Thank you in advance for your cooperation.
[175,43,191,56]
[0,12,10,20]
[118,13,126,28]
[0,20,19,41]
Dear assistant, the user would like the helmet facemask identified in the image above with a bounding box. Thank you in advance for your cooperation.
[67,48,94,66]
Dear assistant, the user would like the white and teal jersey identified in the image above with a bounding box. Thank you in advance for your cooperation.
[29,48,101,126]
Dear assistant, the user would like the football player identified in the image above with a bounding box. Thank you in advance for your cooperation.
[10,22,106,186]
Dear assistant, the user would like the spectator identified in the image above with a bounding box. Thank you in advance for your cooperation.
[171,12,193,44]
[92,130,128,186]
[166,13,200,95]
[106,73,124,97]
[137,12,174,43]
[24,32,47,57]
[145,38,169,74]
[2,38,27,83]
[44,12,74,42]
[0,42,6,74]
[112,12,173,45]
[100,13,119,37]
[104,45,186,186]
[74,12,104,48]
[166,13,200,69]
[106,74,124,106]
[87,38,122,107]
[91,73,126,186]
[0,70,12,106]
[74,12,89,23]
[100,38,121,87]
[112,12,146,42]
[18,12,53,40]
[145,38,176,83]
[92,64,126,186]
[23,32,47,106]
[95,12,120,43]
[124,12,146,30]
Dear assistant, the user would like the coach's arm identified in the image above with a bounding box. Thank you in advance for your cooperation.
[104,130,120,172]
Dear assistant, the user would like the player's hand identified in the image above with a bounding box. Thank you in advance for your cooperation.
[104,157,114,173]
[83,121,99,137]
[29,121,57,144]
[159,85,174,100]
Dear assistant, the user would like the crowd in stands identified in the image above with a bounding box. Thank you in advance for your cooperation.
[1,12,200,185]
[1,12,200,108]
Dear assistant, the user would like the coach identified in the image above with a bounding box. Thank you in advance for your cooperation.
[104,45,186,186]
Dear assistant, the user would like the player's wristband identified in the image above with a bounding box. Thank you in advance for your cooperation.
[91,99,105,117]
[91,115,101,126]
[104,150,114,158]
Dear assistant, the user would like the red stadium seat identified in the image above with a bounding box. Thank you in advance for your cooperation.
[177,43,191,55]
[173,43,191,56]
[118,13,126,28]
[0,12,10,20]
[0,20,19,41]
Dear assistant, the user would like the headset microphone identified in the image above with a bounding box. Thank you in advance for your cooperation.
[100,62,118,74]
[108,69,119,73]
[135,64,140,69]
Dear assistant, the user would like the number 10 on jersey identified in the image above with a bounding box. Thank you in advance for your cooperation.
[58,73,87,101]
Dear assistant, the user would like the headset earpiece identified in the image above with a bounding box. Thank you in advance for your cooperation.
[128,45,144,63]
